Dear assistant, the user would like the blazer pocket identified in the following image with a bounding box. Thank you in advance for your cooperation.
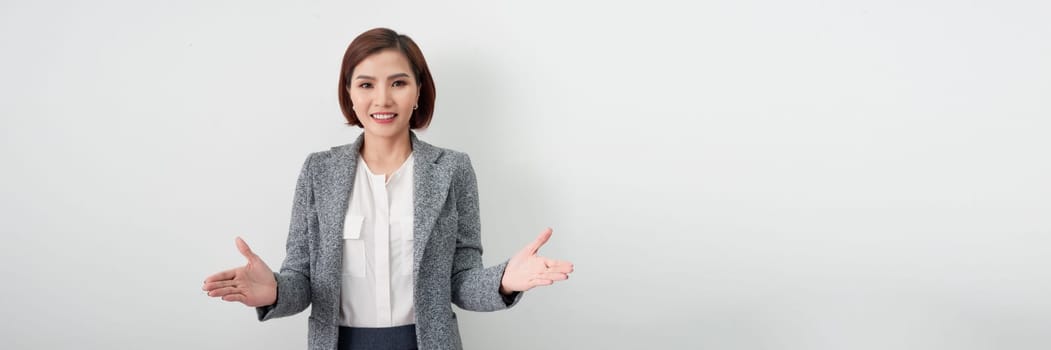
[392,216,414,276]
[342,215,367,277]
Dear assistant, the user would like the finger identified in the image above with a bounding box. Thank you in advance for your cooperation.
[522,228,553,256]
[207,286,243,298]
[204,268,238,283]
[203,280,240,292]
[222,294,246,303]
[545,265,574,274]
[528,279,554,289]
[236,236,257,261]
[544,259,575,273]
[545,258,573,268]
[536,271,569,281]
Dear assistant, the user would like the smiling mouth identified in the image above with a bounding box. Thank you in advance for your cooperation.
[370,113,397,120]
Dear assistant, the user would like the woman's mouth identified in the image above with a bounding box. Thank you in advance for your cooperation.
[370,113,397,124]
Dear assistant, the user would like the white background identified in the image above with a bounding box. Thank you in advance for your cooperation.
[2,0,1050,349]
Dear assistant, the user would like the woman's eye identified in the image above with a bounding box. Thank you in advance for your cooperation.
[358,82,372,88]
[392,80,406,87]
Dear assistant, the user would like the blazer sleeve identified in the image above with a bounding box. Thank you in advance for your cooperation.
[449,154,524,311]
[256,153,317,321]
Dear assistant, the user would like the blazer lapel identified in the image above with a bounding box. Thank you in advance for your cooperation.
[411,132,453,276]
[319,134,364,273]
[319,131,452,284]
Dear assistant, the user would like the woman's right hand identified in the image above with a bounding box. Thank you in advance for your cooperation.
[202,237,278,307]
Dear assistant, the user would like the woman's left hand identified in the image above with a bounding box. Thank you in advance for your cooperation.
[500,228,574,294]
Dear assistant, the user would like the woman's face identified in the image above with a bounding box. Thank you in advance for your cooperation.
[347,49,420,139]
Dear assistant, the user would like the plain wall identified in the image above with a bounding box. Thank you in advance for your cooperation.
[2,0,1050,349]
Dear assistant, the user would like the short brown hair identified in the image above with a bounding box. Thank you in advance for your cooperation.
[337,28,436,129]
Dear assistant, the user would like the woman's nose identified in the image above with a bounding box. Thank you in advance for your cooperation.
[374,86,394,106]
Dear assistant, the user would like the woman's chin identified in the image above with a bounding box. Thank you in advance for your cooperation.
[363,124,410,139]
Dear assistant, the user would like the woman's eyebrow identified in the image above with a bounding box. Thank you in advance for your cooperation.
[354,73,411,80]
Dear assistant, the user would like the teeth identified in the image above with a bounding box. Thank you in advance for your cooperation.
[371,113,396,120]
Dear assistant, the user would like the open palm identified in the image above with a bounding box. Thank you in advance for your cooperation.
[202,237,278,307]
[500,228,574,294]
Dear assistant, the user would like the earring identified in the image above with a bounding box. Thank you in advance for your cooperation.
[413,104,418,110]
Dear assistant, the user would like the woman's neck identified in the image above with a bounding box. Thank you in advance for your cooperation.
[359,130,413,173]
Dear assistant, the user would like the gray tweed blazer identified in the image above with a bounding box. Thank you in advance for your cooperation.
[255,132,523,350]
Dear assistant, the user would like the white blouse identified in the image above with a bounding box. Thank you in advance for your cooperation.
[339,152,416,327]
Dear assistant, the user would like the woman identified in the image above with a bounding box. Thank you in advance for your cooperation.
[201,28,574,350]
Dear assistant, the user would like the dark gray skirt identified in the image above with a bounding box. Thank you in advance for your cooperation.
[337,324,418,350]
